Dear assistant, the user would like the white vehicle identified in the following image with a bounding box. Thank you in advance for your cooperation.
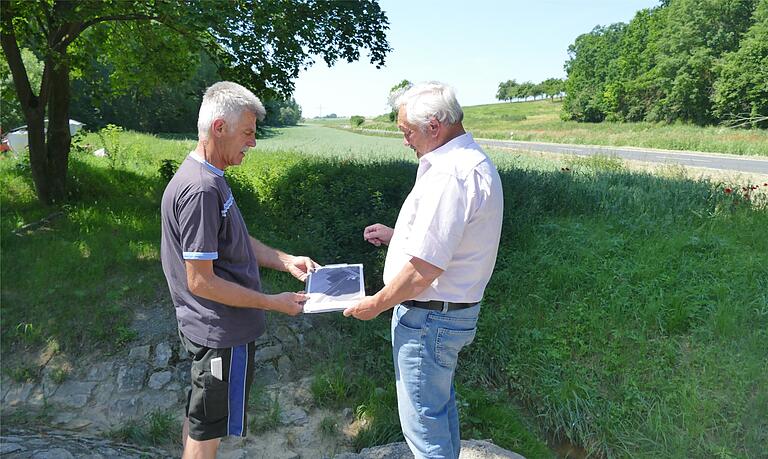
[4,119,85,152]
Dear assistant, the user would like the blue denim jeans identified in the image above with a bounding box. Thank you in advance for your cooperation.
[391,302,480,459]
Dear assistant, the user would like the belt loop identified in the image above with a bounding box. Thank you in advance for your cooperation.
[441,301,449,313]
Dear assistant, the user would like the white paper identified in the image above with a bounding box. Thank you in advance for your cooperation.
[303,263,365,313]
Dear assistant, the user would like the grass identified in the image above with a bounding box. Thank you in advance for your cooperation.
[319,99,768,156]
[106,410,180,448]
[2,124,767,457]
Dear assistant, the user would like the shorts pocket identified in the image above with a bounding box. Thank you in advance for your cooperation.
[435,327,476,368]
[202,372,229,421]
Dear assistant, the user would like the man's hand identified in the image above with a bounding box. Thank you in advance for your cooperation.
[343,296,383,321]
[285,256,321,282]
[363,224,394,247]
[268,292,308,316]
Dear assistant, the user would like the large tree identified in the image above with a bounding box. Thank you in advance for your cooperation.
[0,0,390,204]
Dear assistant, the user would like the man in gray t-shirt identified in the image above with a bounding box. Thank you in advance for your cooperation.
[160,81,318,459]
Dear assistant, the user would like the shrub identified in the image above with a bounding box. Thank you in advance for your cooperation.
[350,115,365,127]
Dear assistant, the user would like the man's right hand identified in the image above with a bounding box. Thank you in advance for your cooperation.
[268,292,307,316]
[363,223,394,247]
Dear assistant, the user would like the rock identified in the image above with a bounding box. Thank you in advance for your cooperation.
[279,407,309,426]
[128,345,151,361]
[253,344,283,363]
[0,443,24,454]
[333,440,527,459]
[84,362,114,382]
[93,148,107,157]
[154,342,173,368]
[32,448,75,459]
[253,365,279,387]
[140,391,178,411]
[148,371,173,389]
[50,381,97,408]
[4,382,36,407]
[111,396,140,418]
[277,355,292,380]
[117,363,149,392]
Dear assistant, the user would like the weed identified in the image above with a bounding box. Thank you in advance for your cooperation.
[8,365,39,383]
[50,367,69,384]
[107,410,179,447]
[318,415,339,438]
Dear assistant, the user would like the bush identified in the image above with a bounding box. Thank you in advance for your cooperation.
[350,115,365,127]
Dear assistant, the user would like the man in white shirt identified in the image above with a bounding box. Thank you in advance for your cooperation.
[344,82,504,459]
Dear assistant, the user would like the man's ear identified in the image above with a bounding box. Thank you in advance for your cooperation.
[212,119,226,137]
[428,118,440,137]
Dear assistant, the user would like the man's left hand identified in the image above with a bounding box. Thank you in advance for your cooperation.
[286,256,321,282]
[343,296,383,321]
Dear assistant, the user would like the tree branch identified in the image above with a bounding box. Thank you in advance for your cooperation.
[0,9,37,113]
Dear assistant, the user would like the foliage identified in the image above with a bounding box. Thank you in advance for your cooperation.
[0,47,42,132]
[350,115,365,127]
[262,97,303,127]
[563,0,766,126]
[107,410,180,447]
[713,0,768,128]
[497,78,564,102]
[0,0,391,204]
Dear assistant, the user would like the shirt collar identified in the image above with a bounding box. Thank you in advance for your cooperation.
[189,151,224,177]
[419,132,474,168]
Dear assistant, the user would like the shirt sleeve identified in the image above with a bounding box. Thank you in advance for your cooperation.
[402,172,470,270]
[178,190,221,260]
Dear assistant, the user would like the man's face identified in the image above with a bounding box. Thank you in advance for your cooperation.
[219,110,257,168]
[397,106,432,157]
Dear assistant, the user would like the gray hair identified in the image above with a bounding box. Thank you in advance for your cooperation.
[197,81,266,140]
[391,81,464,132]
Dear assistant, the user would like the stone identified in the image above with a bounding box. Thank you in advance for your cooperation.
[84,361,114,382]
[253,365,279,387]
[140,391,178,411]
[32,448,75,459]
[279,407,309,426]
[111,396,140,418]
[154,342,173,368]
[165,382,182,393]
[0,443,24,454]
[4,382,36,407]
[148,371,173,389]
[277,355,292,380]
[50,381,97,408]
[253,344,283,363]
[117,363,149,392]
[128,345,151,361]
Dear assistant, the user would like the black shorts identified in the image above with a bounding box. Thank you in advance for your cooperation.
[179,331,257,441]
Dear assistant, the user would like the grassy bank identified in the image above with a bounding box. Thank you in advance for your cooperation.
[2,125,766,457]
[329,99,768,156]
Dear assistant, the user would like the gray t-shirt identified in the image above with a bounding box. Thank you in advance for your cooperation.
[160,153,265,348]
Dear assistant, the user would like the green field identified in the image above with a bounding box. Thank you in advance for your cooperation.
[331,99,768,156]
[2,125,767,457]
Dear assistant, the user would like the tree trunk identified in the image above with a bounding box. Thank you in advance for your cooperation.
[45,54,71,204]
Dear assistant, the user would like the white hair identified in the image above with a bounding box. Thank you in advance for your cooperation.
[392,81,464,132]
[197,81,266,140]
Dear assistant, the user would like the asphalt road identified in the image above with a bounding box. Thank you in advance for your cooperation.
[357,128,768,175]
[477,138,768,175]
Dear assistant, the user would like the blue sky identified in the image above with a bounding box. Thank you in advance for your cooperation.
[293,0,660,118]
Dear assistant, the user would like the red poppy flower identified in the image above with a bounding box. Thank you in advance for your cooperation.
[724,188,732,194]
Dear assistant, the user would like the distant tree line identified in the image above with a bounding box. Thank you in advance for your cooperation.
[496,78,565,102]
[562,0,767,127]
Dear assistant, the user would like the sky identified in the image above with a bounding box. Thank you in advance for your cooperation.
[293,0,661,119]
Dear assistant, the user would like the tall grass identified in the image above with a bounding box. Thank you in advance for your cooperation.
[2,125,766,457]
[334,99,768,156]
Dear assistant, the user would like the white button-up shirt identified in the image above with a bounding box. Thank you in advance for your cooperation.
[383,133,504,303]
